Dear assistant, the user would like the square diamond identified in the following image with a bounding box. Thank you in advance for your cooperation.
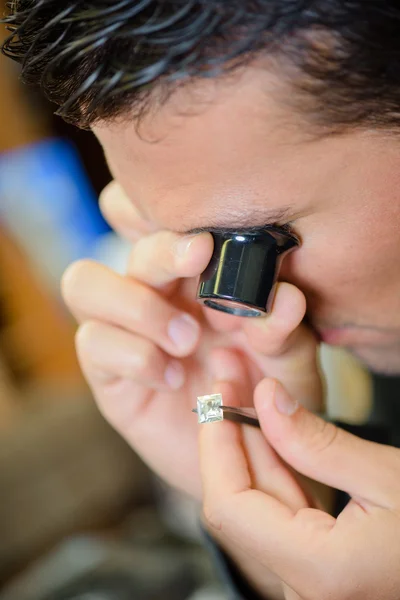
[197,393,223,424]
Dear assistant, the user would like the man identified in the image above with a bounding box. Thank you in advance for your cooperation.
[3,2,400,598]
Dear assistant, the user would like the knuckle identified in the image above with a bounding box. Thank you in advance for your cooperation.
[128,233,177,283]
[303,418,339,457]
[61,260,97,306]
[265,322,305,357]
[129,234,149,258]
[203,493,238,534]
[75,320,103,357]
[128,236,153,275]
[265,332,292,356]
[202,500,225,533]
[129,341,155,376]
[100,182,145,241]
[245,320,294,357]
[99,180,120,218]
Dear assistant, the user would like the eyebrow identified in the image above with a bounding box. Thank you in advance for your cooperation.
[185,207,293,235]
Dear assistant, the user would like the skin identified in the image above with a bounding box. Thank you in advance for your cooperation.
[95,66,400,374]
[200,367,400,600]
[62,64,400,599]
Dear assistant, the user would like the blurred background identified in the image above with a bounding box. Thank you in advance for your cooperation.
[0,3,382,600]
[0,9,228,600]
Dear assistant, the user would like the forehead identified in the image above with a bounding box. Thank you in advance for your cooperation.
[94,67,309,228]
[93,66,396,232]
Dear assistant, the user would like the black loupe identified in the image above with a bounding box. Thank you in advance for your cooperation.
[197,228,299,318]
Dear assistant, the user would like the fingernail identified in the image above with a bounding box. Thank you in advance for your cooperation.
[274,381,298,416]
[173,235,198,258]
[168,313,199,351]
[165,361,185,389]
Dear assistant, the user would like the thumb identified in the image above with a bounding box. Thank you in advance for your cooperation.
[254,378,399,508]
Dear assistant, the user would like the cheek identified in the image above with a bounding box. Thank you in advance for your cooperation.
[282,216,400,314]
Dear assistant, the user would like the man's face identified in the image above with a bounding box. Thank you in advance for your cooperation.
[94,65,400,375]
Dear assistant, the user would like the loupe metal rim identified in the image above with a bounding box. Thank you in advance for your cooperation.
[198,296,266,318]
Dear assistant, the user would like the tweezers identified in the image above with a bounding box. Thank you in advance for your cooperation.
[192,406,329,428]
[192,406,261,428]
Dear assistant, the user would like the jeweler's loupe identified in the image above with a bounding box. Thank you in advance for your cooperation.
[197,227,299,318]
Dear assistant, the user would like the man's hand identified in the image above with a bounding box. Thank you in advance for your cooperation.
[200,372,400,600]
[61,181,323,501]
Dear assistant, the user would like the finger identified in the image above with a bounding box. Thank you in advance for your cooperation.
[205,349,309,509]
[199,380,331,581]
[197,361,290,600]
[75,317,201,497]
[62,260,200,358]
[206,347,253,408]
[242,283,307,355]
[241,423,310,510]
[76,320,185,390]
[203,281,306,338]
[128,229,213,290]
[255,378,400,508]
[198,382,253,500]
[241,283,323,412]
[78,345,201,498]
[99,180,159,241]
[199,348,259,500]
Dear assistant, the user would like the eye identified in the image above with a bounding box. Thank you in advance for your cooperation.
[266,221,300,245]
[270,221,295,235]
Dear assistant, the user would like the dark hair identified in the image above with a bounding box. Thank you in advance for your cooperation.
[2,1,400,131]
